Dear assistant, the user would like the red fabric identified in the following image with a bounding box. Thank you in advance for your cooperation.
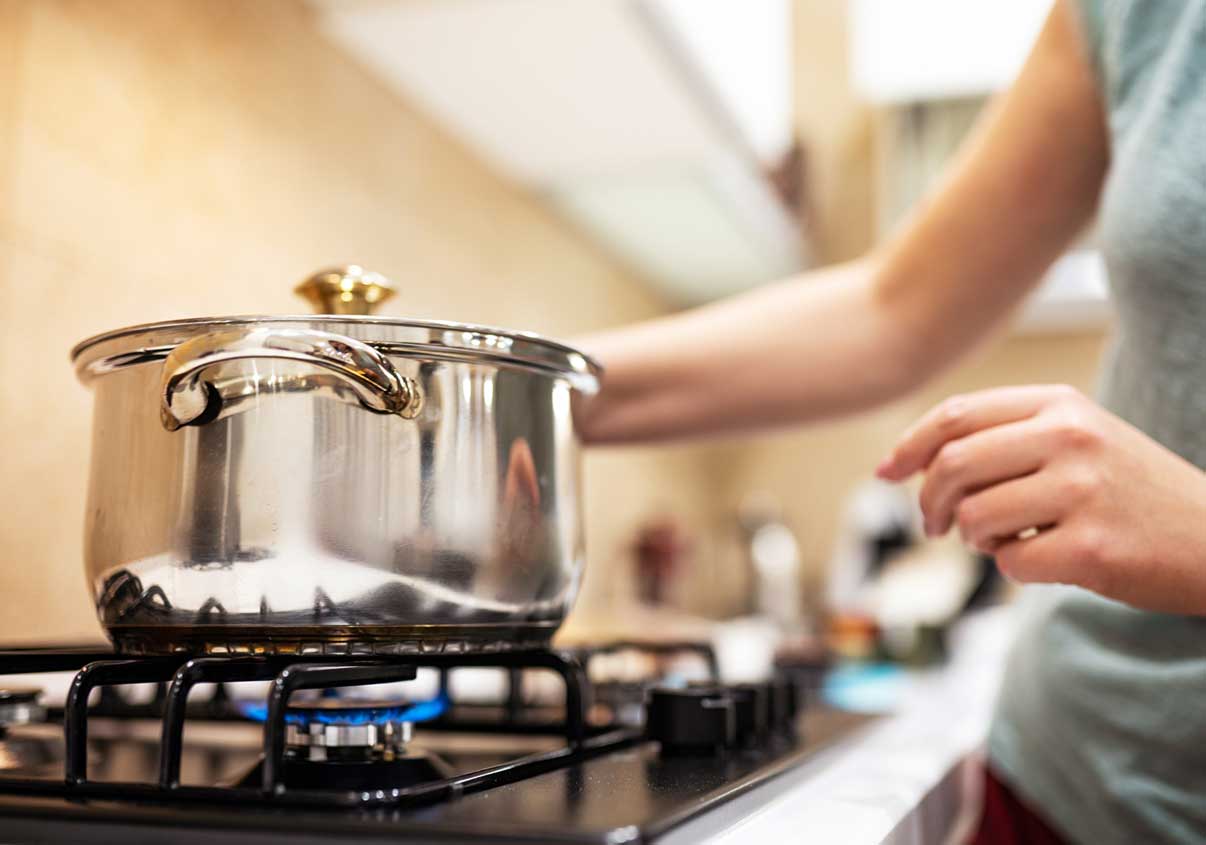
[969,767,1069,845]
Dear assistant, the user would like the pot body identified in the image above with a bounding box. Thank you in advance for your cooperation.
[74,317,595,655]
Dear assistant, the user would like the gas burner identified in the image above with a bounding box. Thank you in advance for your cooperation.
[0,688,46,729]
[284,699,416,763]
[240,697,459,792]
[247,750,457,793]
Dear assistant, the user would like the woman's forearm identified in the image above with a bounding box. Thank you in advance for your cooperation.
[576,257,927,444]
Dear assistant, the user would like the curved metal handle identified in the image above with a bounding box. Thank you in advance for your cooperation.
[160,327,422,430]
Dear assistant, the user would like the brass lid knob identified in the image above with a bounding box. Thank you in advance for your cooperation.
[295,266,396,315]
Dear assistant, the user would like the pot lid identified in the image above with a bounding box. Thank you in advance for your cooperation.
[71,266,602,390]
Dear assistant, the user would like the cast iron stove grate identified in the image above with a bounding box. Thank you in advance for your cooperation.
[0,640,860,845]
[0,647,640,809]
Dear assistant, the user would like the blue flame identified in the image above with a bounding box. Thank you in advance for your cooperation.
[238,693,450,726]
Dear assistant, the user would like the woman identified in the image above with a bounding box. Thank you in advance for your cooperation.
[577,2,1206,842]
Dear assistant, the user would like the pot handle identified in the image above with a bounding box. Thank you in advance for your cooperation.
[160,327,422,431]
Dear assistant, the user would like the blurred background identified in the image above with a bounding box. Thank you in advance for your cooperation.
[0,0,1105,650]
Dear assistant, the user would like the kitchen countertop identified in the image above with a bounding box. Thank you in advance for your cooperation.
[665,605,1019,845]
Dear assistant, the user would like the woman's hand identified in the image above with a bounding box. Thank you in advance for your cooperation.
[876,385,1206,614]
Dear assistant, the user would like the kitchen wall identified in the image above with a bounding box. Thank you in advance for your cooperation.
[0,0,721,644]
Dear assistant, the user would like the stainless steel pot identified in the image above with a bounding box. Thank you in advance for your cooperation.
[71,267,601,656]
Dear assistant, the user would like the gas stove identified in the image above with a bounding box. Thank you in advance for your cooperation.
[0,642,859,844]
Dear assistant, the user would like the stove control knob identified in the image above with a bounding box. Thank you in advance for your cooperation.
[646,687,735,755]
[0,687,46,729]
[769,675,802,735]
[728,683,771,746]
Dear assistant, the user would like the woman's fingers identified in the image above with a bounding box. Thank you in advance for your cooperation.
[992,521,1099,588]
[952,473,1066,554]
[918,418,1053,536]
[877,385,1069,481]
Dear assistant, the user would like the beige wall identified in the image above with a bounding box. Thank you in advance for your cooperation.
[793,0,877,264]
[0,0,716,643]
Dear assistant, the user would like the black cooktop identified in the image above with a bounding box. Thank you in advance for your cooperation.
[0,645,863,844]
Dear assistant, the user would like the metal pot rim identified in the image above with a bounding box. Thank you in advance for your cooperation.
[71,314,602,387]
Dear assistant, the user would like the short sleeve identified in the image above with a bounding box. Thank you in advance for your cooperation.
[1069,0,1107,83]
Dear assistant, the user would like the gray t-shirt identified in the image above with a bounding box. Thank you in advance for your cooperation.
[989,3,1206,843]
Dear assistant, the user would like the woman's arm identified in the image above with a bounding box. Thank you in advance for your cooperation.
[578,0,1107,444]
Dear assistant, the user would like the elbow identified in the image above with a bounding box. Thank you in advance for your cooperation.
[878,327,939,402]
[863,263,947,403]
